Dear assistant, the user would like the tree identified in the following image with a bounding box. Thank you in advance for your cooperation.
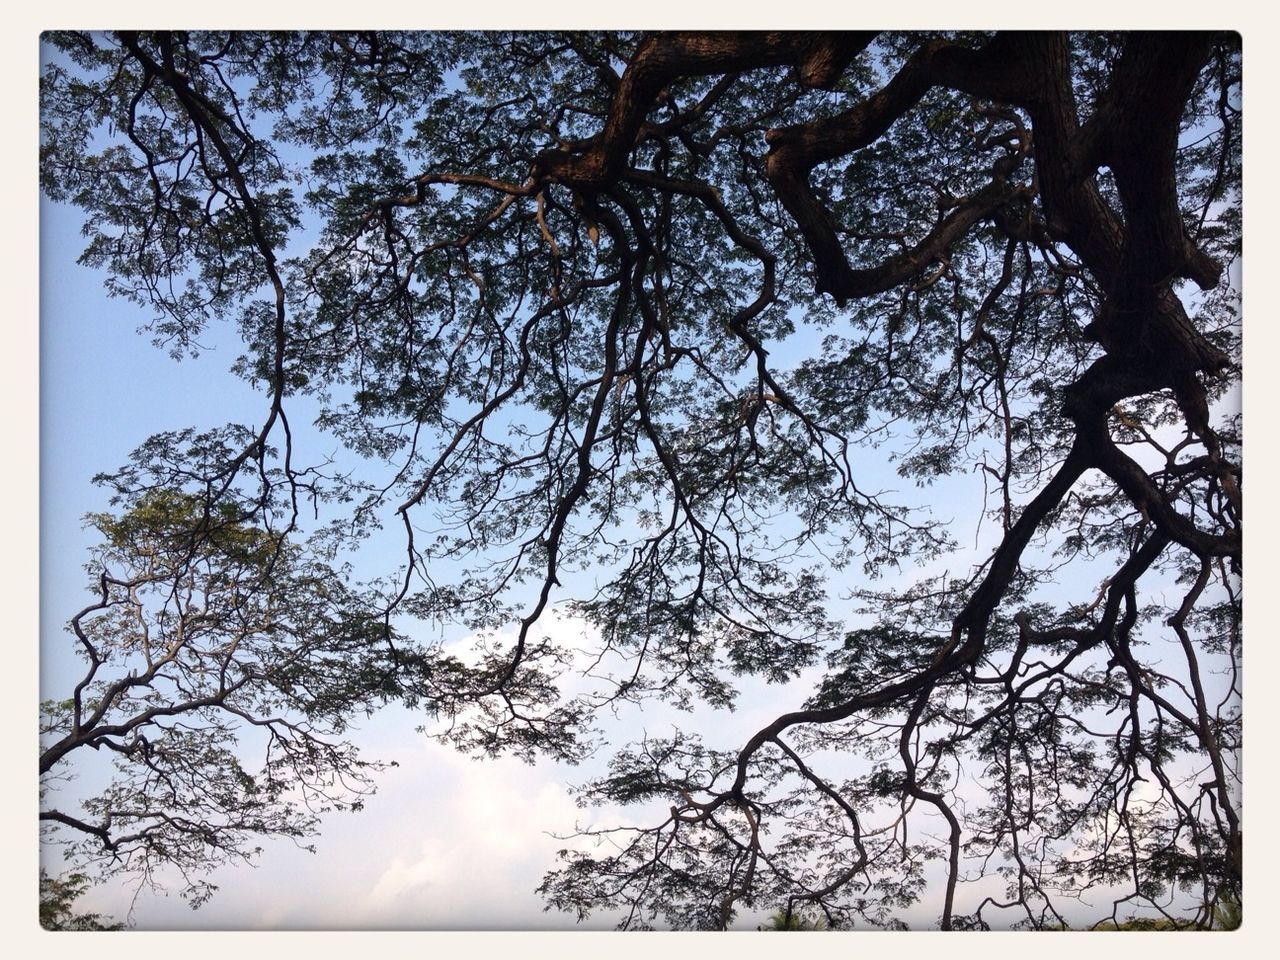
[39,870,125,930]
[39,31,1241,930]
[39,488,411,907]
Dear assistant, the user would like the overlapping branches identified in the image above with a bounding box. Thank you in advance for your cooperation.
[41,30,1240,928]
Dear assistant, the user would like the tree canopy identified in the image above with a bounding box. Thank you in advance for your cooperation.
[40,30,1241,930]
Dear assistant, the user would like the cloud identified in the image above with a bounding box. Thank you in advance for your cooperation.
[340,735,620,930]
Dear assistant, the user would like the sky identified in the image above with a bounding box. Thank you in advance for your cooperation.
[27,20,1267,944]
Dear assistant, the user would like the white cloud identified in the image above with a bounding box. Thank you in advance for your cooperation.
[352,748,599,929]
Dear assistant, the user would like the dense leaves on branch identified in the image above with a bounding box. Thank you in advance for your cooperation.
[40,30,1240,929]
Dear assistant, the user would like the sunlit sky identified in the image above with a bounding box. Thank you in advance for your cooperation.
[15,6,1280,954]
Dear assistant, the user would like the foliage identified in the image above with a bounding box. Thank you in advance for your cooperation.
[39,870,125,930]
[39,488,419,905]
[40,31,1241,929]
[760,906,830,930]
[1088,890,1242,931]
